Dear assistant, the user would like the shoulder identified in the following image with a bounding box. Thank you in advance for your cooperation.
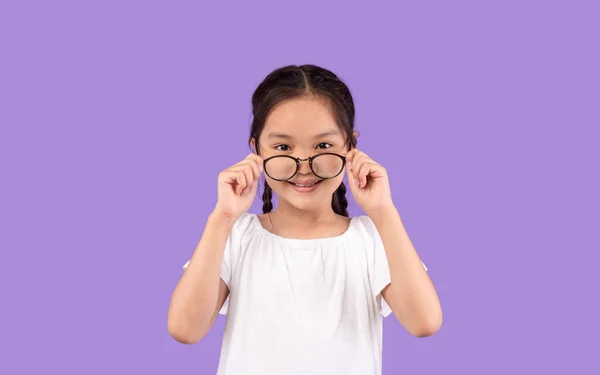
[347,215,384,258]
[349,215,379,236]
[233,212,257,229]
[222,213,262,264]
[229,212,260,239]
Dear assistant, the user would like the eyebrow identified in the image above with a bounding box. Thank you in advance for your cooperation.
[314,130,341,139]
[267,132,293,140]
[266,130,341,140]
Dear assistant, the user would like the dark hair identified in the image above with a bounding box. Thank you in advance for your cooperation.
[249,64,357,217]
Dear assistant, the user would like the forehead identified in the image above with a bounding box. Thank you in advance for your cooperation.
[261,96,342,140]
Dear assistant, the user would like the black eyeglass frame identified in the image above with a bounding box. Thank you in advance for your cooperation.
[262,153,347,182]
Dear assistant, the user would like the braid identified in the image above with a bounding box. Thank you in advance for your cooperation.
[262,181,274,213]
[331,182,349,217]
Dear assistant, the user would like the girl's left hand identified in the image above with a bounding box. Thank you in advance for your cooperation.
[345,149,395,215]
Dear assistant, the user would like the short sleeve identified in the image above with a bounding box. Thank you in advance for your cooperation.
[182,213,254,315]
[360,216,428,318]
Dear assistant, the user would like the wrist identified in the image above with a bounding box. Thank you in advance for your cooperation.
[365,201,398,221]
[209,209,240,226]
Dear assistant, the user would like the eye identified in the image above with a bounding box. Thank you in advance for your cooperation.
[275,144,290,151]
[316,142,332,149]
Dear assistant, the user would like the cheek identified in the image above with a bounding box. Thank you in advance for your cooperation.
[325,173,346,192]
[307,173,346,197]
[264,177,287,195]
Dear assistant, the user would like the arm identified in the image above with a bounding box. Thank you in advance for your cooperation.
[167,212,235,344]
[370,205,443,337]
[344,148,442,337]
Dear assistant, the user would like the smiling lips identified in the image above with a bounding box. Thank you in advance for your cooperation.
[289,179,321,187]
[287,179,323,192]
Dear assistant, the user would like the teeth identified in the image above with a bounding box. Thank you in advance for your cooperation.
[292,182,318,187]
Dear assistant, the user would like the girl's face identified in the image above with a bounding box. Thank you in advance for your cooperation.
[254,96,350,213]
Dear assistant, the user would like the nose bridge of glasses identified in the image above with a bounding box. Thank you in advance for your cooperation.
[293,156,311,175]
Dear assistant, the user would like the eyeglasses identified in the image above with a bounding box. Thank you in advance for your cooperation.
[263,153,346,181]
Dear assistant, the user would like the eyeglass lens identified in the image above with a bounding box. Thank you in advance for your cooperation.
[265,154,344,181]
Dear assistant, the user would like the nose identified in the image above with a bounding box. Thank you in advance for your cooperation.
[296,156,312,175]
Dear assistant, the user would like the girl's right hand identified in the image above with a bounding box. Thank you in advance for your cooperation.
[213,153,263,220]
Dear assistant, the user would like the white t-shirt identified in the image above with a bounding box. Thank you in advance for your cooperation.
[182,212,427,375]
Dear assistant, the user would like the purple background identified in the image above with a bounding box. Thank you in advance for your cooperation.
[1,1,599,374]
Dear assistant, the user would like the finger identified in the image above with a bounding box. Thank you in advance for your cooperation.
[252,153,264,166]
[233,170,247,195]
[357,162,373,188]
[248,161,261,181]
[245,153,264,173]
[346,162,358,187]
[234,160,261,182]
[238,166,254,195]
[237,163,258,185]
[244,165,256,194]
[244,180,258,196]
[345,149,359,173]
[220,169,246,195]
[357,155,377,187]
[353,154,367,183]
[346,148,359,162]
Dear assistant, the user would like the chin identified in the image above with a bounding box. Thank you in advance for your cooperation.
[284,196,327,212]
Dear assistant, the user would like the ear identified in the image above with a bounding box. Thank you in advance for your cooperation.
[250,137,257,153]
[351,130,359,147]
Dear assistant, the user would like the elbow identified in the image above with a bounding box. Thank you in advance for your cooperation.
[410,312,443,338]
[170,333,200,345]
[169,329,200,345]
[411,323,441,338]
[167,314,207,345]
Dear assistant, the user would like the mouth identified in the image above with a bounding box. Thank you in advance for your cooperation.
[288,180,322,187]
[287,180,323,192]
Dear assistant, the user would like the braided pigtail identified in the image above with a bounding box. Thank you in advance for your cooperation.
[262,182,274,214]
[331,182,349,217]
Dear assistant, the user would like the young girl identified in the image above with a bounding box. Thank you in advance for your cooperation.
[168,64,442,375]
